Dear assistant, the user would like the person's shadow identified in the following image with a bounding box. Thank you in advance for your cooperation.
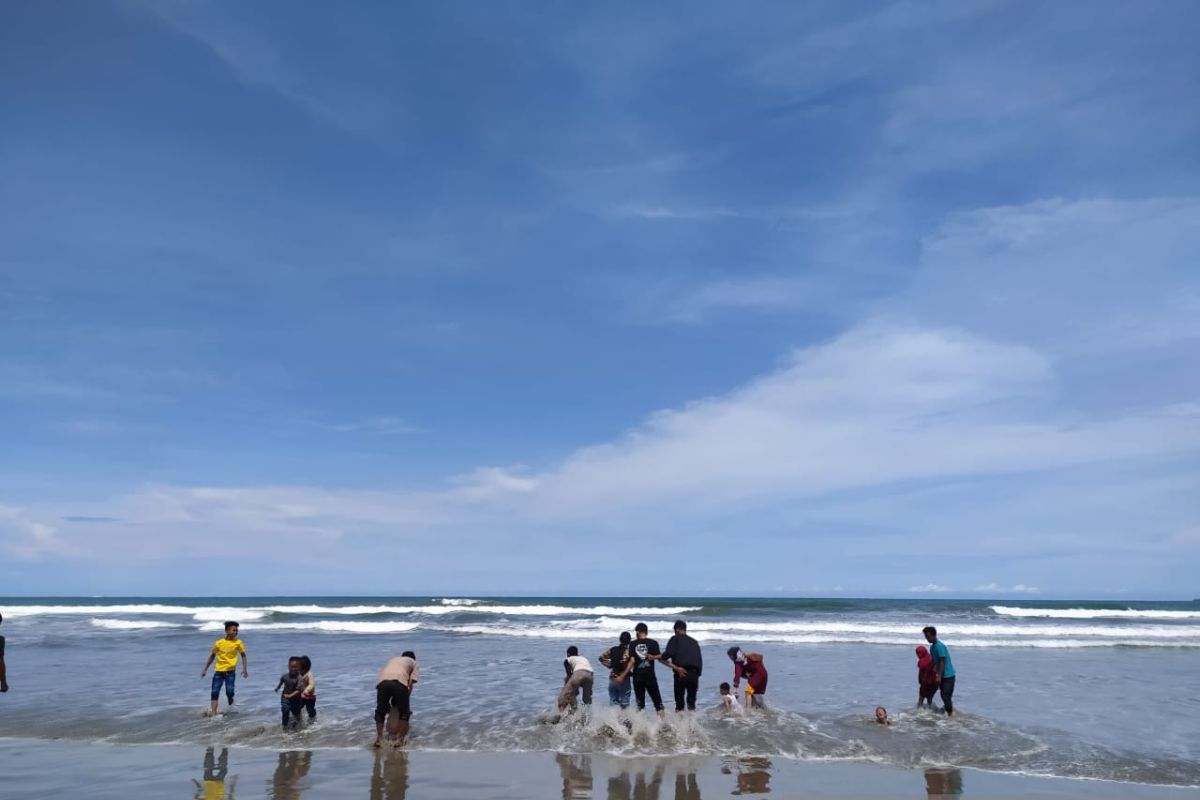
[672,771,701,800]
[269,751,312,799]
[192,747,237,799]
[924,767,963,798]
[370,747,409,800]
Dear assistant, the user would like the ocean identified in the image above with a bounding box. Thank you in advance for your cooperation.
[0,596,1196,789]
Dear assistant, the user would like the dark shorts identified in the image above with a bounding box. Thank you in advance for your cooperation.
[375,680,411,723]
[919,683,938,699]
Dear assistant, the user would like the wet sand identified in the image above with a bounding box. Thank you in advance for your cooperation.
[0,740,1196,799]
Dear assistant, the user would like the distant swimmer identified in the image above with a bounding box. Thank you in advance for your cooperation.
[558,646,594,712]
[599,632,634,709]
[614,622,665,717]
[662,620,702,712]
[726,647,768,708]
[374,651,418,748]
[201,621,248,717]
[915,646,938,708]
[922,626,955,716]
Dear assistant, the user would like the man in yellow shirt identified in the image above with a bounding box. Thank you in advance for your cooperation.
[202,621,249,717]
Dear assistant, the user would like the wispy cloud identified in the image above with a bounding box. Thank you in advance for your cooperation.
[0,505,72,560]
[131,1,392,137]
[908,584,952,593]
[322,417,425,436]
[972,583,1041,594]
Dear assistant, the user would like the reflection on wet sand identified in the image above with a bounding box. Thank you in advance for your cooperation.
[370,748,409,800]
[673,772,701,800]
[924,767,964,798]
[608,764,664,800]
[269,751,312,800]
[192,747,237,800]
[725,757,772,795]
[558,753,594,799]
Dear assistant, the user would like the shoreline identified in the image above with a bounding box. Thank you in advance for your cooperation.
[1,739,1196,799]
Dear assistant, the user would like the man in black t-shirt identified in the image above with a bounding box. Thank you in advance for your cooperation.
[662,619,703,712]
[615,622,664,716]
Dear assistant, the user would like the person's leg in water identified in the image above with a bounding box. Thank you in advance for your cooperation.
[304,696,316,720]
[632,676,647,711]
[209,673,224,717]
[673,671,686,712]
[939,676,955,716]
[281,694,293,730]
[684,668,699,711]
[644,675,666,718]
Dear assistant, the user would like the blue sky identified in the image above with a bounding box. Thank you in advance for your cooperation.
[1,1,1197,597]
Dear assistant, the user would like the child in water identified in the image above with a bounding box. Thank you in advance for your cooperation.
[875,706,893,725]
[298,655,317,721]
[275,656,304,730]
[915,645,939,708]
[718,682,742,713]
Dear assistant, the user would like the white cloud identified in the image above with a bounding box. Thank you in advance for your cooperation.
[649,276,823,323]
[909,197,1200,354]
[36,324,1200,564]
[325,416,424,435]
[973,583,1041,594]
[0,505,71,560]
[908,584,951,593]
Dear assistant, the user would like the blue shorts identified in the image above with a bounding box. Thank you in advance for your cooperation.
[211,670,236,701]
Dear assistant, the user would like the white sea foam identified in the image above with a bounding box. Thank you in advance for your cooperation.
[197,620,422,634]
[438,598,481,606]
[548,616,1200,640]
[258,603,703,617]
[7,604,265,620]
[89,618,186,630]
[4,602,699,618]
[991,606,1200,620]
[427,622,1200,648]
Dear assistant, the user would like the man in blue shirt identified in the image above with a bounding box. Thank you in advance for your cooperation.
[922,626,955,716]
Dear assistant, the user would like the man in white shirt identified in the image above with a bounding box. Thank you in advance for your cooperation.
[557,646,594,711]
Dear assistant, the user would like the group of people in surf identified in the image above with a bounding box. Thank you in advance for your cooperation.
[558,619,958,726]
[196,617,954,748]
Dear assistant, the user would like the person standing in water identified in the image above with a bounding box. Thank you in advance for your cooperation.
[201,621,248,717]
[615,622,665,716]
[0,612,8,694]
[915,645,938,708]
[661,620,702,712]
[599,632,634,709]
[923,626,956,716]
[374,651,418,748]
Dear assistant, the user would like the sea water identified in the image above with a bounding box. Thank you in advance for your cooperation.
[0,596,1195,787]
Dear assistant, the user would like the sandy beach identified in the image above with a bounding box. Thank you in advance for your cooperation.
[0,739,1195,799]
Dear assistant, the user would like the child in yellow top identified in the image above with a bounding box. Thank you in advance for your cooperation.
[202,621,249,717]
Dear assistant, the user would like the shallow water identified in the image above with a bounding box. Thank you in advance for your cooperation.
[0,596,1196,787]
